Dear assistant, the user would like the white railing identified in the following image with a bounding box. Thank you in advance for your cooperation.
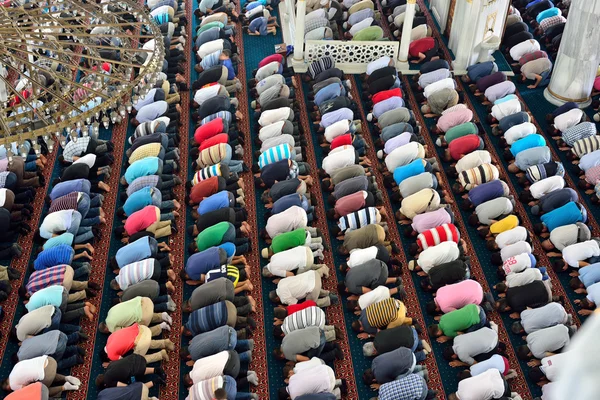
[303,40,399,73]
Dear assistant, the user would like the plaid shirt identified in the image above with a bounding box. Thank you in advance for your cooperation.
[562,122,597,147]
[129,143,162,164]
[27,265,67,295]
[585,165,600,185]
[305,17,328,34]
[540,15,566,32]
[518,50,548,66]
[126,175,160,197]
[62,136,91,162]
[378,374,426,400]
[49,192,79,213]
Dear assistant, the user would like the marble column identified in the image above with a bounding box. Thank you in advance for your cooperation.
[544,0,600,107]
[397,0,417,71]
[293,0,306,63]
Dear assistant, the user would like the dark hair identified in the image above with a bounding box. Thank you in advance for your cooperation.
[486,240,498,252]
[533,223,544,234]
[337,282,347,294]
[351,320,362,332]
[95,374,105,388]
[116,208,126,218]
[213,389,228,400]
[511,321,524,335]
[552,260,566,273]
[496,298,509,312]
[427,324,440,338]
[458,370,471,381]
[363,369,375,385]
[273,307,288,320]
[495,282,508,293]
[467,214,480,226]
[278,387,290,400]
[426,300,438,315]
[179,347,190,360]
[269,290,280,303]
[273,348,285,360]
[529,366,546,382]
[442,346,455,361]
[408,243,419,256]
[346,300,358,312]
[516,345,530,360]
[273,325,284,337]
[570,277,583,290]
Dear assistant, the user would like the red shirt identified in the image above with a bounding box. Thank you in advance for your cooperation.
[200,133,229,151]
[194,118,224,145]
[409,37,435,58]
[330,134,352,151]
[448,134,482,161]
[334,191,366,217]
[372,88,402,105]
[287,300,317,315]
[106,324,139,360]
[417,223,459,250]
[124,205,159,235]
[6,382,44,400]
[259,54,284,69]
[190,176,220,204]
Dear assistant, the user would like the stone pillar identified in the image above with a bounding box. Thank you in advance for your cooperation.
[544,0,600,107]
[293,0,306,63]
[397,0,417,71]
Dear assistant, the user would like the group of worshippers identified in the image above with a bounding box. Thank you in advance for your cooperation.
[435,48,583,398]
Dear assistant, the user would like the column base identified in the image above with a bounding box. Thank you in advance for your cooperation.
[396,61,418,75]
[543,88,592,109]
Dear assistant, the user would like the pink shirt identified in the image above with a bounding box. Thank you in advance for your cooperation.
[436,108,474,132]
[411,207,451,233]
[594,76,600,92]
[435,279,483,313]
[124,205,159,236]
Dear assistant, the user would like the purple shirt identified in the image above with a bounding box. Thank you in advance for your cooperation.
[384,132,413,155]
[372,97,405,119]
[468,180,507,208]
[411,208,452,233]
[320,108,354,128]
[476,71,507,93]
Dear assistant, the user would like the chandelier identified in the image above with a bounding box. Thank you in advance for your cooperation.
[0,0,165,153]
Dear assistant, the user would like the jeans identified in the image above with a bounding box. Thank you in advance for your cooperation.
[238,350,252,363]
[154,294,170,312]
[43,308,81,334]
[53,332,81,370]
[466,306,489,333]
[306,330,327,358]
[224,145,244,174]
[68,212,94,243]
[73,263,90,279]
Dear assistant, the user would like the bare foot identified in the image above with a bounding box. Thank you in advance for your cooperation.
[86,243,95,253]
[100,216,107,224]
[98,181,110,192]
[166,281,175,293]
[167,269,176,281]
[100,208,105,218]
[173,199,181,210]
[248,295,256,310]
[83,306,94,321]
[85,302,97,314]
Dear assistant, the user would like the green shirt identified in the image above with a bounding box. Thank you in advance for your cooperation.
[271,228,306,254]
[105,297,143,332]
[43,233,75,250]
[196,21,224,36]
[196,221,231,251]
[444,122,478,145]
[438,304,480,337]
[352,26,384,41]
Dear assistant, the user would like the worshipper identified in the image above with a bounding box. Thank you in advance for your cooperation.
[516,324,575,361]
[511,302,572,334]
[179,325,254,364]
[447,368,515,400]
[273,326,344,363]
[98,296,172,333]
[441,326,507,367]
[426,279,495,314]
[103,323,174,363]
[182,350,259,388]
[268,269,336,307]
[182,300,256,337]
[279,363,346,399]
[427,304,490,343]
[362,347,428,386]
[1,357,82,396]
[351,298,414,338]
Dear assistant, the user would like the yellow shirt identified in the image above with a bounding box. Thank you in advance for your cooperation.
[490,215,519,235]
[129,143,162,164]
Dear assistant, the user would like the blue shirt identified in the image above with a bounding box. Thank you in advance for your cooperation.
[246,0,267,10]
[393,159,424,185]
[272,194,303,214]
[499,112,529,133]
[536,7,560,23]
[199,191,231,215]
[348,8,375,25]
[185,301,228,335]
[43,233,75,250]
[320,107,353,128]
[123,187,158,216]
[49,179,89,200]
[468,180,506,207]
[466,61,496,83]
[249,17,267,35]
[541,202,584,232]
[124,157,161,184]
[552,102,578,117]
[510,134,546,157]
[219,242,236,258]
[115,236,157,268]
[314,83,343,107]
[373,96,404,118]
[222,59,235,80]
[34,245,74,271]
[579,263,600,288]
[188,325,236,359]
[186,247,222,280]
[378,374,427,400]
[26,285,65,312]
[494,94,517,105]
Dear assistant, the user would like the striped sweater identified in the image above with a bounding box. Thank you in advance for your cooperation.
[49,192,79,213]
[33,244,75,271]
[192,164,224,186]
[337,207,379,233]
[281,306,326,335]
[458,163,499,191]
[366,298,403,328]
[417,223,460,250]
[115,258,155,290]
[258,143,293,169]
[571,135,600,158]
[198,143,228,168]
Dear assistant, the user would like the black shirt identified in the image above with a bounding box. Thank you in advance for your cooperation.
[196,207,236,232]
[198,96,230,120]
[505,31,534,49]
[319,96,353,115]
[504,22,528,39]
[373,325,415,355]
[260,159,290,188]
[196,65,224,88]
[103,354,147,387]
[428,260,468,291]
[544,23,565,41]
[128,231,155,243]
[368,66,397,86]
[129,133,164,154]
[314,68,343,84]
[270,178,302,202]
[526,1,552,18]
[506,280,549,313]
[420,59,450,74]
[262,97,290,112]
[61,163,90,181]
[368,75,396,95]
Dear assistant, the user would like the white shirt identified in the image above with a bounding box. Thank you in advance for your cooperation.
[305,8,326,21]
[358,285,390,310]
[349,17,373,36]
[258,107,292,127]
[366,56,391,76]
[562,240,600,268]
[293,357,325,374]
[470,354,506,376]
[194,84,224,106]
[39,210,74,239]
[540,352,570,382]
[347,246,378,268]
[491,98,522,121]
[0,188,6,206]
[455,150,492,174]
[197,39,224,59]
[530,176,565,199]
[266,246,310,278]
[385,142,423,172]
[410,24,428,41]
[73,153,96,168]
[423,77,455,99]
[509,39,541,61]
[504,122,536,145]
[9,355,48,390]
[322,146,356,175]
[455,368,506,400]
[276,270,317,305]
[261,134,296,153]
[554,108,584,133]
[259,121,285,141]
[500,241,532,262]
[418,241,460,274]
[190,351,230,383]
[324,119,351,142]
[288,364,335,398]
[506,267,542,288]
[266,206,308,238]
[495,226,528,249]
[502,252,534,275]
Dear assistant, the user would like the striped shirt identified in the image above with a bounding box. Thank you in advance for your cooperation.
[0,172,9,188]
[366,298,403,328]
[62,137,91,162]
[49,192,79,213]
[198,143,228,168]
[518,50,548,66]
[281,306,326,335]
[200,50,222,70]
[337,207,379,232]
[189,376,224,400]
[308,56,334,79]
[33,245,74,271]
[129,143,162,164]
[186,301,228,335]
[572,135,600,158]
[131,120,163,144]
[127,175,160,196]
[525,162,564,183]
[417,223,459,250]
[258,143,293,169]
[458,163,499,191]
[205,265,240,286]
[115,259,156,290]
[200,111,232,126]
[192,164,224,186]
[27,265,67,295]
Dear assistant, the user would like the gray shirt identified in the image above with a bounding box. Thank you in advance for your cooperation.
[549,222,591,251]
[281,326,322,360]
[189,278,235,311]
[345,259,388,295]
[333,176,369,200]
[15,305,56,341]
[18,330,61,361]
[189,326,234,360]
[399,172,434,198]
[521,303,568,334]
[330,165,365,186]
[474,196,515,225]
[452,327,498,365]
[515,146,552,171]
[527,324,570,359]
[121,280,160,301]
[378,108,412,129]
[372,347,415,383]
